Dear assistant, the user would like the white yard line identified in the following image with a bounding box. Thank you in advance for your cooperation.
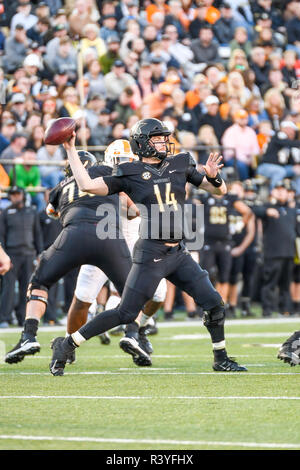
[0,371,299,376]
[1,395,299,400]
[171,332,295,340]
[0,434,298,449]
[0,317,299,335]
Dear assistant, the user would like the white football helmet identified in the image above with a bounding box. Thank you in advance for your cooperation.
[104,139,138,167]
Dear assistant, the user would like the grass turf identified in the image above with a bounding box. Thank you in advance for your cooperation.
[0,318,299,450]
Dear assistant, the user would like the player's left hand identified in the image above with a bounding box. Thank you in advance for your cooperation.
[203,153,224,178]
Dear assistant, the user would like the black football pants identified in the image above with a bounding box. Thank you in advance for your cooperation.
[30,223,132,297]
[80,238,222,339]
[261,257,293,314]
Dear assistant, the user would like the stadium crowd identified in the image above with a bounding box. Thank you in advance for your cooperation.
[0,0,300,327]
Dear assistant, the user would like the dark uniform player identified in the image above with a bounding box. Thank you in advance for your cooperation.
[50,118,247,375]
[198,189,252,309]
[227,182,256,318]
[5,151,133,364]
[252,181,300,317]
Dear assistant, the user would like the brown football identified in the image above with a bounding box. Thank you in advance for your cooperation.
[44,117,76,145]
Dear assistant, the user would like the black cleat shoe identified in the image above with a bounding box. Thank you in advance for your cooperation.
[66,350,76,365]
[277,331,300,366]
[49,337,70,376]
[98,332,111,345]
[119,337,152,367]
[144,318,159,335]
[213,357,248,372]
[5,333,40,364]
[138,326,153,355]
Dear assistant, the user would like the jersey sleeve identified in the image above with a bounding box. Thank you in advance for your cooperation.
[184,153,205,187]
[48,185,61,211]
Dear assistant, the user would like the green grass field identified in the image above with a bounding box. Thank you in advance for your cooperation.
[0,317,300,450]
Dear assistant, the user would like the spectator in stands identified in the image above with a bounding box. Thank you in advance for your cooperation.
[47,36,77,83]
[99,36,121,75]
[197,123,219,164]
[27,124,44,152]
[85,93,106,130]
[68,0,97,38]
[91,108,112,148]
[189,2,207,39]
[164,0,186,39]
[213,2,238,45]
[0,185,43,327]
[10,0,38,34]
[111,87,135,125]
[103,60,136,102]
[26,17,50,46]
[59,87,80,118]
[0,120,16,154]
[222,109,260,180]
[0,131,28,173]
[230,27,252,58]
[45,23,68,64]
[142,80,173,119]
[81,23,106,61]
[36,143,64,189]
[3,24,28,73]
[191,24,220,65]
[9,147,44,209]
[197,94,231,143]
[164,24,194,72]
[250,46,271,91]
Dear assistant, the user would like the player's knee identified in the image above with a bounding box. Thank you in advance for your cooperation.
[203,302,226,328]
[27,281,48,306]
[119,307,139,324]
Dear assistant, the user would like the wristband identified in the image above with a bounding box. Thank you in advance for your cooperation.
[205,173,223,188]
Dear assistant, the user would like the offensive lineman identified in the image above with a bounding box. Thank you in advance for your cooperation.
[50,118,247,375]
[5,151,136,364]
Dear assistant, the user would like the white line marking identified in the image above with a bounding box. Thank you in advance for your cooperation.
[1,395,299,400]
[0,435,298,449]
[0,371,299,376]
[0,317,299,334]
[171,333,293,340]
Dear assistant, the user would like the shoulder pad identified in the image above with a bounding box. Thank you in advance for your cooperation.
[172,152,196,168]
[112,161,143,176]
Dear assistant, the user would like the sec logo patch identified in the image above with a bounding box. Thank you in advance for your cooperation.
[142,171,151,180]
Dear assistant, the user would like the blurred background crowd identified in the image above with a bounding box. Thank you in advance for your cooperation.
[0,0,300,327]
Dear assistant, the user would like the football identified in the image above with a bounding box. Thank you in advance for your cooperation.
[44,117,76,145]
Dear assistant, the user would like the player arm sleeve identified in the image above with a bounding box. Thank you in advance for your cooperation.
[185,154,205,187]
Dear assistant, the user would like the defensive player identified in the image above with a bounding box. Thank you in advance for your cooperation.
[5,151,136,364]
[50,118,247,375]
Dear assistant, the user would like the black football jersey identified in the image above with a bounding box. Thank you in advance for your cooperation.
[102,152,205,242]
[198,192,238,243]
[49,165,121,229]
[228,205,246,247]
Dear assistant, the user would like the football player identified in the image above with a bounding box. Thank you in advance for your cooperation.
[67,139,167,365]
[5,151,136,365]
[278,331,300,366]
[50,118,247,375]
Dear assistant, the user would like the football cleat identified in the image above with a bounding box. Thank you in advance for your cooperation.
[49,337,70,376]
[5,333,40,364]
[213,357,248,372]
[66,350,76,365]
[277,331,300,366]
[98,332,111,345]
[119,337,152,367]
[138,326,153,355]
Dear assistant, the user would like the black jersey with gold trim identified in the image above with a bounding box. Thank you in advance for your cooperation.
[102,152,205,242]
[49,165,120,228]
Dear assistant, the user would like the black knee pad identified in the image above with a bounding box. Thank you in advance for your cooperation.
[203,303,226,328]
